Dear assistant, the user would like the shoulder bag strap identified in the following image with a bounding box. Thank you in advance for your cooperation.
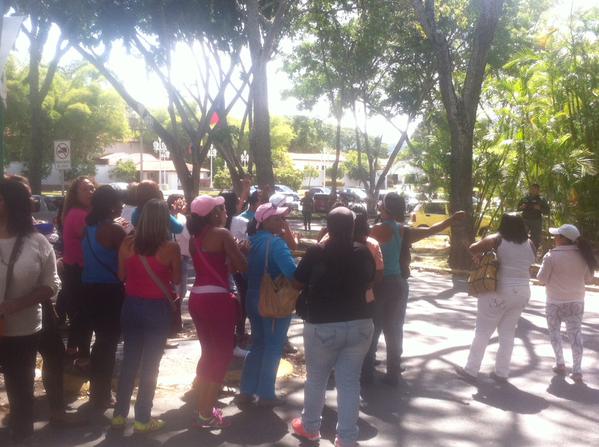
[2,235,24,302]
[193,236,229,290]
[84,227,119,280]
[139,255,177,310]
[263,237,271,275]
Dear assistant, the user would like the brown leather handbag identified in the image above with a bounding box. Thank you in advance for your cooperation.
[468,237,501,297]
[258,238,300,318]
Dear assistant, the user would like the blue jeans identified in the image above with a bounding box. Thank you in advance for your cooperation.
[114,297,171,423]
[302,319,374,445]
[240,289,290,399]
[363,276,407,376]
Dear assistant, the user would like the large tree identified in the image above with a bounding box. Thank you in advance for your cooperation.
[43,0,296,199]
[411,0,506,268]
[13,0,70,193]
[286,0,435,208]
[5,61,128,177]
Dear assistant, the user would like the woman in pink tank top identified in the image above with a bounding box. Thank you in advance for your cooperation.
[61,176,95,366]
[187,195,247,429]
[112,199,181,433]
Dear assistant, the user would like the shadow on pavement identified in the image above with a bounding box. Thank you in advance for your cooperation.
[472,380,549,414]
[547,376,599,404]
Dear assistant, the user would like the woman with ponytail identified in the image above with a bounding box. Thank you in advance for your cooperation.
[537,224,597,384]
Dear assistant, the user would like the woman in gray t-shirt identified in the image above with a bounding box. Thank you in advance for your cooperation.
[0,178,60,442]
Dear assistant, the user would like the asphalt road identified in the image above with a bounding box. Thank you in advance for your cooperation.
[1,271,598,446]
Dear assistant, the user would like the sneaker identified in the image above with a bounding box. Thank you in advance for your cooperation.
[233,346,249,358]
[291,417,320,441]
[232,393,255,405]
[455,366,478,383]
[283,341,297,355]
[490,372,509,384]
[570,373,584,384]
[552,364,567,376]
[193,408,231,429]
[111,415,127,430]
[133,418,166,433]
[335,437,358,447]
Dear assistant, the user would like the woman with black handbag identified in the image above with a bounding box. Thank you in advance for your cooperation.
[0,179,61,442]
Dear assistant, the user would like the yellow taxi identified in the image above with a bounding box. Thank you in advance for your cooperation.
[409,200,492,236]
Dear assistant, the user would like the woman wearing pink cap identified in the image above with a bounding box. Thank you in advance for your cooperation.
[537,224,597,383]
[187,195,247,429]
[238,202,297,406]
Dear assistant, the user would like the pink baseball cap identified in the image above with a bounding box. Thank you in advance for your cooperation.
[190,195,225,217]
[255,202,288,224]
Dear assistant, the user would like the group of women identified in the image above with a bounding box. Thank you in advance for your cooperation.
[0,175,597,446]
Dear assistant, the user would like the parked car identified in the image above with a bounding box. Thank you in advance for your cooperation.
[308,186,330,196]
[32,194,62,223]
[410,200,492,235]
[343,187,368,202]
[313,192,334,213]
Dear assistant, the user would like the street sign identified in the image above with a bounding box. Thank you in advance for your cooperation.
[54,140,71,170]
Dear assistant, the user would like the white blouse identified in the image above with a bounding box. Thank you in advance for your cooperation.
[0,232,61,336]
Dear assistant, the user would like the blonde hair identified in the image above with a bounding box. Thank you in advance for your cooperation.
[134,198,170,256]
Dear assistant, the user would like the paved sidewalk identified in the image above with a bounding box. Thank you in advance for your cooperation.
[1,271,598,446]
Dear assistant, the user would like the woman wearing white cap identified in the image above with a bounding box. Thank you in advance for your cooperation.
[537,224,597,383]
[238,202,298,406]
[186,195,247,428]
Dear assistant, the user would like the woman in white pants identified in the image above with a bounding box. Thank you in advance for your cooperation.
[457,213,536,382]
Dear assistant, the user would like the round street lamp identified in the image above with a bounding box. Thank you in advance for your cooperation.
[208,147,217,189]
[241,150,249,168]
[153,138,168,188]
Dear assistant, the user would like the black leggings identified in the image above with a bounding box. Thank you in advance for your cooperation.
[39,301,67,412]
[0,333,39,439]
[63,263,92,358]
[84,283,124,405]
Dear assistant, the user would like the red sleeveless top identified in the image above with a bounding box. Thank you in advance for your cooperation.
[191,229,229,289]
[125,255,174,300]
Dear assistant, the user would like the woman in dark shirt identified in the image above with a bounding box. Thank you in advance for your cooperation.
[292,207,375,447]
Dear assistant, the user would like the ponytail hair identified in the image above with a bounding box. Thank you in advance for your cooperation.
[187,213,211,237]
[576,237,597,272]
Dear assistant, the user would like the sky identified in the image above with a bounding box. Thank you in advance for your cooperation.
[8,0,599,150]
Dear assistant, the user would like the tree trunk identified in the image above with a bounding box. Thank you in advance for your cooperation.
[249,56,274,188]
[447,118,474,269]
[28,24,44,195]
[412,0,504,270]
[330,118,342,199]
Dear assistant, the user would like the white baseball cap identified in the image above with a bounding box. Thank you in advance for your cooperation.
[269,192,293,207]
[549,224,580,242]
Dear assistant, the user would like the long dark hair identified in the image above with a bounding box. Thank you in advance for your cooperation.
[324,207,354,259]
[134,199,170,256]
[220,191,238,230]
[187,213,211,237]
[86,185,122,226]
[350,205,369,242]
[498,213,528,244]
[576,237,597,272]
[62,176,94,220]
[0,178,35,237]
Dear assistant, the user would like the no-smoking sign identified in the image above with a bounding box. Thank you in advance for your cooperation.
[54,140,71,170]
